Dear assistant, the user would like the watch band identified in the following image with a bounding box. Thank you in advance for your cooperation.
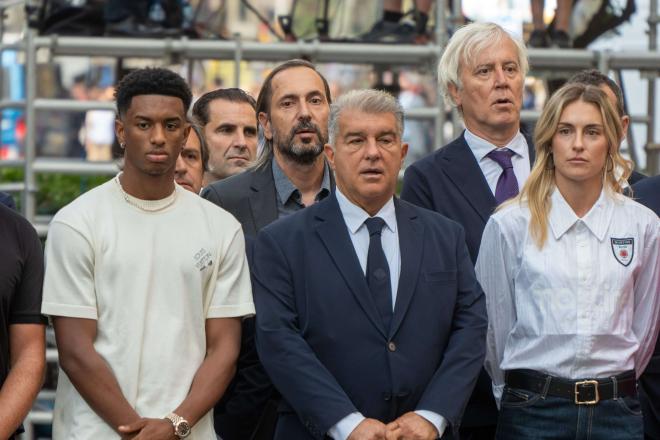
[165,412,183,425]
[164,412,191,438]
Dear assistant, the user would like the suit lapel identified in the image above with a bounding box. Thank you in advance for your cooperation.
[314,195,388,338]
[441,133,496,222]
[390,199,424,337]
[249,160,279,232]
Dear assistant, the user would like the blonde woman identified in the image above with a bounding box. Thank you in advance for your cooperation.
[476,83,659,439]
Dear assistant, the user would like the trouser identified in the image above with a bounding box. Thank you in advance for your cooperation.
[496,370,643,440]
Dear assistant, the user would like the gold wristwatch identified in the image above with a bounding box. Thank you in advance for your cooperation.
[164,412,191,438]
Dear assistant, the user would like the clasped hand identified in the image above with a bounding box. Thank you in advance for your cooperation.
[118,418,177,440]
[347,412,438,440]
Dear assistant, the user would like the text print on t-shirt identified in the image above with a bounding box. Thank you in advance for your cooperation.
[194,248,213,271]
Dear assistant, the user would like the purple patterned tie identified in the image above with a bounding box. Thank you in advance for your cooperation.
[487,148,519,204]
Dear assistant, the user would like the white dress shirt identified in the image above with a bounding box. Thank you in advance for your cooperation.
[476,188,660,403]
[328,188,447,440]
[464,128,531,197]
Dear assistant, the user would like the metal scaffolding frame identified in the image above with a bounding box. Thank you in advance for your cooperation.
[1,0,659,231]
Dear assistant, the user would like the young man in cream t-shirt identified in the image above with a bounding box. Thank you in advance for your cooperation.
[42,68,254,439]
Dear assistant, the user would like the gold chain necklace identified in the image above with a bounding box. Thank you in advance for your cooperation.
[114,174,177,212]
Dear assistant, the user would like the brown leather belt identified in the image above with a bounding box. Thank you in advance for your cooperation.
[505,369,637,405]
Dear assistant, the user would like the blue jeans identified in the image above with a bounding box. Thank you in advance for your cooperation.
[495,385,644,440]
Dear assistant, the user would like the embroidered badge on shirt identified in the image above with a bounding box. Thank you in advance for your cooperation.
[610,238,634,266]
[194,248,213,271]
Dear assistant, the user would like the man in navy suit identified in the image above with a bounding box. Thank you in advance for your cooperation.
[254,89,487,440]
[632,175,660,440]
[400,22,533,439]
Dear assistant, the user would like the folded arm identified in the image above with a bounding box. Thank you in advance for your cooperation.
[54,317,142,432]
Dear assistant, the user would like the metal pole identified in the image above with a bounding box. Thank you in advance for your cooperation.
[435,0,448,148]
[0,5,5,102]
[646,0,659,174]
[23,26,36,222]
[233,33,242,88]
[452,0,463,28]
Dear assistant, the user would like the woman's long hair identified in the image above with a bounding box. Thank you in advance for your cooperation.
[504,83,631,248]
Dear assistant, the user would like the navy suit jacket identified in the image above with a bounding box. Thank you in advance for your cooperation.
[202,159,336,238]
[253,194,487,439]
[202,161,279,238]
[400,131,535,427]
[632,175,660,440]
[0,192,16,210]
[400,131,535,265]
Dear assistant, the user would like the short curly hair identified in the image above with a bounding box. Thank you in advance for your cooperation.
[114,67,192,117]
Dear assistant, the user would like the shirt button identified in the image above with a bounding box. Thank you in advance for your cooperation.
[388,341,397,352]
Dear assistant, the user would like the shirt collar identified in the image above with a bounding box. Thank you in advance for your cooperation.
[548,188,617,241]
[272,158,332,205]
[464,128,528,162]
[335,188,397,235]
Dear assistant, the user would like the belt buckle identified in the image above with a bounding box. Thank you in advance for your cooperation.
[575,380,599,405]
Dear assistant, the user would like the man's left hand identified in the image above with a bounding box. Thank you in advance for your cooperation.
[118,418,177,440]
[391,412,438,440]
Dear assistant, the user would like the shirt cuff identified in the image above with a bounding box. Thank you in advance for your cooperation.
[493,383,505,409]
[328,412,365,440]
[415,410,447,439]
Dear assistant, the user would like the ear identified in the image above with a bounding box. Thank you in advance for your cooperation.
[448,82,462,107]
[258,112,272,140]
[115,117,124,145]
[400,142,409,166]
[620,115,630,140]
[323,143,335,170]
[180,122,191,152]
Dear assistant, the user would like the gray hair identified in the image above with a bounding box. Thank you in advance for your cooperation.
[438,22,528,107]
[328,89,404,147]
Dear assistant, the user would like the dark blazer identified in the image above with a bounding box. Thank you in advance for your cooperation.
[629,170,647,186]
[202,162,279,238]
[401,131,535,265]
[201,159,335,440]
[632,175,660,440]
[0,192,15,210]
[253,194,487,440]
[400,131,535,429]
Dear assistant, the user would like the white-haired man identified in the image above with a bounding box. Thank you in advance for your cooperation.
[401,22,534,439]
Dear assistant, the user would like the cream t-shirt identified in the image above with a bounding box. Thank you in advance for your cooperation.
[42,178,254,439]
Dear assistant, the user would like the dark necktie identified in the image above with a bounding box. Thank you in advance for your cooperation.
[364,217,393,331]
[487,148,519,204]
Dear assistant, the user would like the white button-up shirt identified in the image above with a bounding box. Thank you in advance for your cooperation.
[329,188,446,440]
[476,189,660,402]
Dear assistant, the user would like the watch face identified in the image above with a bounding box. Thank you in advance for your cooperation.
[176,421,191,437]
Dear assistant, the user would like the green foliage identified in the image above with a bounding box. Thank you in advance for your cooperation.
[0,168,111,215]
